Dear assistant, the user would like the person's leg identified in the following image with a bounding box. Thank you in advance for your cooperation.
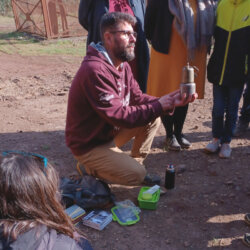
[222,86,244,143]
[74,141,146,186]
[114,118,161,159]
[161,114,174,138]
[219,85,244,158]
[240,81,250,123]
[173,105,189,136]
[161,113,181,151]
[212,85,226,140]
[205,85,225,153]
[173,105,191,148]
[234,81,250,136]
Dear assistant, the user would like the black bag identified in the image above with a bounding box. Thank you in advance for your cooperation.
[60,176,115,209]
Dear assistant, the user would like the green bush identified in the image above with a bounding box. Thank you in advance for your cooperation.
[0,0,12,16]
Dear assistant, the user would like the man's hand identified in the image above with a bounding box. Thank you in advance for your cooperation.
[158,90,197,111]
[169,89,198,107]
[158,94,175,111]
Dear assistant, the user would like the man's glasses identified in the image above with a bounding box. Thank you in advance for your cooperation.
[110,30,137,39]
[2,150,48,168]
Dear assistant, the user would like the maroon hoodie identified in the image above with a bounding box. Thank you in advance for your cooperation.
[66,45,164,156]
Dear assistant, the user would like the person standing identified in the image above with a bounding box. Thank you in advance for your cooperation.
[145,0,216,151]
[205,0,250,158]
[78,0,149,92]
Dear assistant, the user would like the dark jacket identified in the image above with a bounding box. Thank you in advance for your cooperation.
[207,0,250,87]
[144,0,174,54]
[0,225,92,250]
[66,44,163,156]
[78,0,149,92]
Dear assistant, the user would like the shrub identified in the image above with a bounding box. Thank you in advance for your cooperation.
[0,0,12,16]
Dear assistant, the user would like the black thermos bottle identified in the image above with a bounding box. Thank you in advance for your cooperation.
[165,164,175,189]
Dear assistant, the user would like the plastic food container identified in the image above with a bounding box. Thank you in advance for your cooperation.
[137,187,160,210]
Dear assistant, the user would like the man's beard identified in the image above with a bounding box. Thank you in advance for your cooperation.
[114,43,135,62]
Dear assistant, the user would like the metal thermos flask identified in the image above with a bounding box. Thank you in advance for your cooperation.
[180,63,197,95]
[165,164,175,189]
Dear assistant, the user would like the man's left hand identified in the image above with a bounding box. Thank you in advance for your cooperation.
[168,90,198,107]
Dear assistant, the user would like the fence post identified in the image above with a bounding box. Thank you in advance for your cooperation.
[11,0,20,30]
[41,0,51,39]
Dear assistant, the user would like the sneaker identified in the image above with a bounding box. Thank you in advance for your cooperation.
[219,143,232,158]
[245,213,250,226]
[165,135,181,151]
[204,139,220,153]
[142,173,161,186]
[233,120,249,137]
[242,233,250,248]
[176,134,191,149]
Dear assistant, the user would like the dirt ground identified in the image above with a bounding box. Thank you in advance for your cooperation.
[0,25,250,250]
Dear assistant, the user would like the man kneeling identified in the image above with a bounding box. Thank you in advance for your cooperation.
[65,12,197,186]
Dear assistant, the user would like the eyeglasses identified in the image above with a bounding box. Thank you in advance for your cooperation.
[2,150,48,168]
[110,30,137,39]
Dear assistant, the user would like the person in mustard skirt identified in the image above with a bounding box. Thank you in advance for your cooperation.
[145,0,216,151]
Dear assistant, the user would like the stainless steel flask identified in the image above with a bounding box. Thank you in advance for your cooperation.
[180,63,197,95]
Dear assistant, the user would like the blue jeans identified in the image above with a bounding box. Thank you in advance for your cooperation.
[212,84,244,143]
[239,81,250,122]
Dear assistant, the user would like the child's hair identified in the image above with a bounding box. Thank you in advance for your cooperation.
[0,155,76,240]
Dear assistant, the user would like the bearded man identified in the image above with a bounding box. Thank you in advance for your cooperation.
[66,12,197,186]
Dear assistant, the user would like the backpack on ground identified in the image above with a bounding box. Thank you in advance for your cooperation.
[60,175,115,210]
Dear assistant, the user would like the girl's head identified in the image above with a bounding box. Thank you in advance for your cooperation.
[0,154,75,240]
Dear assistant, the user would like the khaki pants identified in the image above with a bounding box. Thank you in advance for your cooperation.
[74,118,161,186]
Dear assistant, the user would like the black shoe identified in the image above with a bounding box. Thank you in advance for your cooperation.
[176,134,191,149]
[142,173,161,186]
[165,135,181,151]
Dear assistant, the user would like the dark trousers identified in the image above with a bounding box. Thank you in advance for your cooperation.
[161,105,189,138]
[239,81,250,122]
[212,84,244,143]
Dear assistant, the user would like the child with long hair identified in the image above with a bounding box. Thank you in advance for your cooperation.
[0,154,92,250]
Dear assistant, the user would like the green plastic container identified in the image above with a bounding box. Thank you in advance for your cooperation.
[138,187,160,210]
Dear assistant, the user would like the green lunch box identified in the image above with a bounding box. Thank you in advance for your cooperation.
[137,186,160,210]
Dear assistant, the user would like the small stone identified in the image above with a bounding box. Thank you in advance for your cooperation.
[184,241,191,247]
[177,164,187,174]
[224,181,234,186]
[210,202,218,206]
[165,239,171,244]
[208,170,218,176]
[208,159,217,164]
[191,195,196,200]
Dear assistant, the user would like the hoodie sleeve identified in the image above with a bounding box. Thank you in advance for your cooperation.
[80,65,163,129]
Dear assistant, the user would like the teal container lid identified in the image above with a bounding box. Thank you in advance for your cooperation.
[111,206,140,226]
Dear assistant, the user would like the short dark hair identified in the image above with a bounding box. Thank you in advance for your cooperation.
[100,12,137,41]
